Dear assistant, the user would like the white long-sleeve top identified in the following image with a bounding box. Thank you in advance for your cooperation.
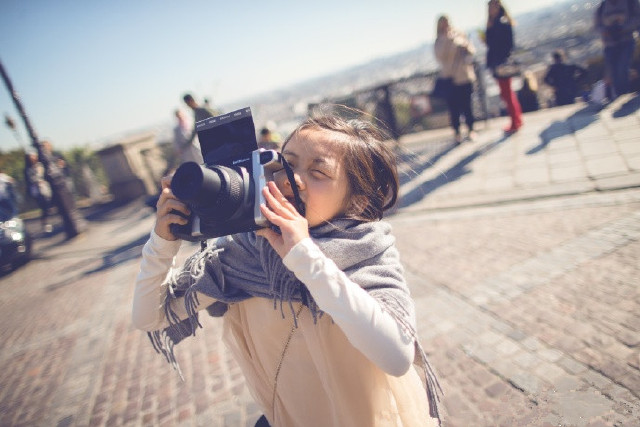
[132,230,415,376]
[434,29,476,85]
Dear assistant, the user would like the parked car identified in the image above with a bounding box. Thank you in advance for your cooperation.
[0,203,31,270]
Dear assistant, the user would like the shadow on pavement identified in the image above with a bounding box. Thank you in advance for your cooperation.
[82,199,139,222]
[397,133,511,209]
[30,199,153,252]
[83,233,149,275]
[528,105,599,155]
[396,141,457,187]
[19,198,156,292]
[613,93,640,118]
[44,232,150,292]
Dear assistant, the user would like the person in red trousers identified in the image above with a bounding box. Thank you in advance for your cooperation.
[484,0,523,133]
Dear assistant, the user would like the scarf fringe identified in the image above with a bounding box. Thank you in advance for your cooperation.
[416,342,443,425]
[373,290,443,425]
[147,252,208,380]
[148,330,184,381]
[270,272,323,327]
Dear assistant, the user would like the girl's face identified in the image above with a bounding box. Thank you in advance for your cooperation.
[274,129,350,227]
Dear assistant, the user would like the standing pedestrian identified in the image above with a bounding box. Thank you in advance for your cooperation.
[182,93,218,147]
[434,15,477,144]
[133,111,442,426]
[544,49,587,106]
[172,109,203,164]
[595,0,640,99]
[518,70,541,112]
[484,0,523,133]
[42,140,74,194]
[24,151,52,233]
[257,126,281,151]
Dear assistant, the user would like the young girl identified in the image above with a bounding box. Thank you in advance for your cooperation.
[132,111,441,426]
[485,0,523,133]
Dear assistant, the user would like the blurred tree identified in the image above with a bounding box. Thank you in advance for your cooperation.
[1,59,84,238]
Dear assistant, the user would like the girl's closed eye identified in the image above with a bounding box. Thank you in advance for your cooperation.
[283,157,330,179]
[311,168,331,179]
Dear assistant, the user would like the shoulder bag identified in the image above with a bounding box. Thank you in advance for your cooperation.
[494,57,521,79]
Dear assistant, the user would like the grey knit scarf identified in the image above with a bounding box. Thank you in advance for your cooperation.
[148,218,442,423]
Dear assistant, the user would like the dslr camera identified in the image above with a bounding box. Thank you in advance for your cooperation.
[170,107,288,241]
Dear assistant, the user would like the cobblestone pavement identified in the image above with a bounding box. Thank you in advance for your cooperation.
[394,189,640,426]
[0,94,638,426]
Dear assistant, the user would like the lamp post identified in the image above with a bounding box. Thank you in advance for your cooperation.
[1,59,84,239]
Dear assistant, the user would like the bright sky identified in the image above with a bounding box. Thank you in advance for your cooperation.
[0,0,561,151]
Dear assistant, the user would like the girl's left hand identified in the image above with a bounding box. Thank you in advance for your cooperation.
[256,181,309,258]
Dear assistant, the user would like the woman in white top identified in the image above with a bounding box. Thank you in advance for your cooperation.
[173,109,203,164]
[133,110,442,426]
[434,15,477,144]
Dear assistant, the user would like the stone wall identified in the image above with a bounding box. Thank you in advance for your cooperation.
[96,132,166,201]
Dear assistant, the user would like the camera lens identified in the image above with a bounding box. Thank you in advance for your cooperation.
[171,162,222,203]
[171,161,245,224]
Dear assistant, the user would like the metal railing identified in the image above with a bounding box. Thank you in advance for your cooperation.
[309,62,490,140]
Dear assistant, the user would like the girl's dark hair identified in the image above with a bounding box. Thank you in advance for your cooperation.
[282,107,399,222]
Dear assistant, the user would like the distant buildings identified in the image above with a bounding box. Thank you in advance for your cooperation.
[224,1,607,138]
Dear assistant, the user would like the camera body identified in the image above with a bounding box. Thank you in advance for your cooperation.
[169,107,283,241]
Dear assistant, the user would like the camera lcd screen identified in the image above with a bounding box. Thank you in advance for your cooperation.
[196,107,258,164]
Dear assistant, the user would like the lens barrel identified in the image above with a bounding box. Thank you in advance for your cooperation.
[171,162,222,205]
[171,161,245,224]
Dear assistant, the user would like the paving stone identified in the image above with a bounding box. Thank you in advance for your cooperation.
[550,163,589,182]
[538,348,564,363]
[553,375,584,393]
[512,351,539,370]
[579,140,620,157]
[509,372,543,395]
[548,390,615,426]
[595,171,640,191]
[585,155,629,177]
[495,339,521,356]
[557,356,589,376]
[534,362,569,384]
[484,381,510,398]
[520,336,543,352]
[548,150,583,166]
[626,155,640,171]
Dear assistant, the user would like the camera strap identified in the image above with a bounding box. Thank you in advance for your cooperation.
[278,154,306,216]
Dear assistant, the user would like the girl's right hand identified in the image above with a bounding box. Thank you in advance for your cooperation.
[154,175,190,241]
[256,181,309,258]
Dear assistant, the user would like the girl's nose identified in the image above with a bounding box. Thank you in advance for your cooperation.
[286,173,304,191]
